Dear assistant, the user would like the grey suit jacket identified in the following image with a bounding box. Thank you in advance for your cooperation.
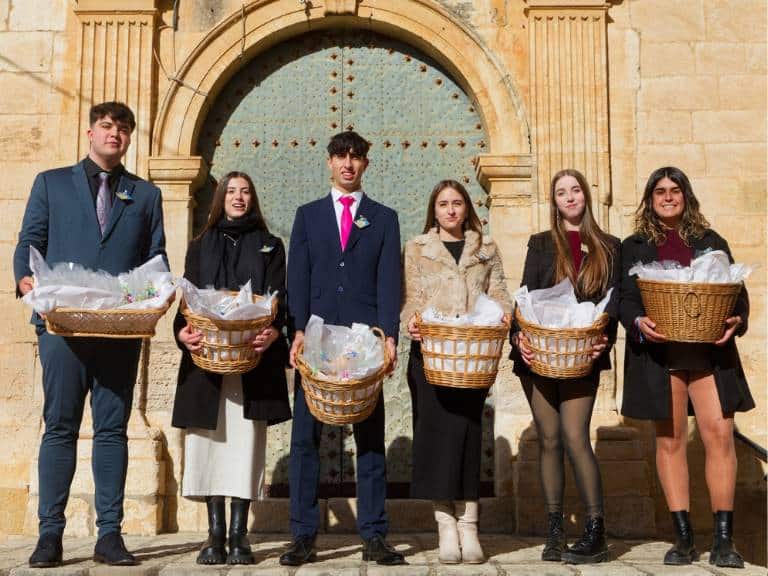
[13,160,167,327]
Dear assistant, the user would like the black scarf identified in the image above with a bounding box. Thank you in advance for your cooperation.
[199,214,268,291]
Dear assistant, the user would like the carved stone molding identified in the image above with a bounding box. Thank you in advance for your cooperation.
[475,154,535,206]
[147,156,208,195]
[74,1,159,178]
[525,0,620,8]
[74,0,159,13]
[324,0,360,16]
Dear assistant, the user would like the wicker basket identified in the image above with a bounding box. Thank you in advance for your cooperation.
[181,294,277,375]
[45,301,171,338]
[417,315,510,389]
[516,308,609,379]
[637,278,742,343]
[295,327,390,425]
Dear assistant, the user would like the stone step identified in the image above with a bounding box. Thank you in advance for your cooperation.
[2,533,765,576]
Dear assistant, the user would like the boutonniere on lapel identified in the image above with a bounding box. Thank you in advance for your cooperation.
[116,189,133,202]
[354,215,370,229]
[580,242,589,255]
[259,245,275,253]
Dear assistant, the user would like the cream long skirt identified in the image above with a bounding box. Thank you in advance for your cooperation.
[182,374,267,500]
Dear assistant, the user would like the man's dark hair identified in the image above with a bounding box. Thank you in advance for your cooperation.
[89,101,136,132]
[327,131,370,158]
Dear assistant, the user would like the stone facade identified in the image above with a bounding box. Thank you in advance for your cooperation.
[0,0,764,565]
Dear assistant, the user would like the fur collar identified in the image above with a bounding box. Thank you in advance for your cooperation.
[415,228,496,270]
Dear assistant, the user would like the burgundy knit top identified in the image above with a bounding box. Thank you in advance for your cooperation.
[657,228,693,266]
[567,231,583,274]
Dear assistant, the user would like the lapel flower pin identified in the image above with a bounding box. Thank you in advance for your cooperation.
[580,242,590,254]
[260,245,275,253]
[354,215,370,229]
[116,189,133,201]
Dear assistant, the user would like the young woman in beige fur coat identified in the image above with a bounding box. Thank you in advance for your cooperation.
[401,179,513,565]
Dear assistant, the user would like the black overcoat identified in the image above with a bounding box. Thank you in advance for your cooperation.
[619,229,754,420]
[510,230,621,376]
[171,231,292,429]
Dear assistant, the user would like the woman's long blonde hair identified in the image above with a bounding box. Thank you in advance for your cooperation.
[550,169,614,299]
[634,166,709,246]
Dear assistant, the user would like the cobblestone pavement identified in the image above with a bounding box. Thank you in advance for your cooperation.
[0,533,763,575]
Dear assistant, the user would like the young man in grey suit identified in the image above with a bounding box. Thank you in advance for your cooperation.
[14,102,167,567]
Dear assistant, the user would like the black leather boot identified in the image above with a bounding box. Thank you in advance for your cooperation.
[197,496,226,565]
[227,498,254,565]
[562,515,609,564]
[709,511,744,569]
[664,510,698,565]
[541,512,567,561]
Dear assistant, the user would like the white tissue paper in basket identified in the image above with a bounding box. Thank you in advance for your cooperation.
[178,278,275,321]
[514,279,612,368]
[514,278,612,329]
[303,315,384,382]
[178,281,277,362]
[628,250,754,283]
[23,246,175,313]
[421,294,505,373]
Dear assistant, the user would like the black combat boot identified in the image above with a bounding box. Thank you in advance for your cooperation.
[562,515,609,564]
[227,498,255,565]
[541,512,567,561]
[663,510,698,565]
[709,511,744,569]
[197,496,226,565]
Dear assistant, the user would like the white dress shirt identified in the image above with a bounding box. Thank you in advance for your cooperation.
[331,187,364,237]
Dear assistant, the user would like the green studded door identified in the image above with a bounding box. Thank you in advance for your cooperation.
[197,30,495,497]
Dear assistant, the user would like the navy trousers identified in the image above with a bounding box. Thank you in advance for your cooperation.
[37,331,141,538]
[288,373,388,540]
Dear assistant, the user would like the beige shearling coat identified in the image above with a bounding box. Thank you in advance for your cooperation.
[401,228,513,329]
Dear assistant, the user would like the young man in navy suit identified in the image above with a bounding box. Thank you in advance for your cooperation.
[281,131,404,566]
[14,102,166,567]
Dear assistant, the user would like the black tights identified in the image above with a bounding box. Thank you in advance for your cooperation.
[522,374,604,517]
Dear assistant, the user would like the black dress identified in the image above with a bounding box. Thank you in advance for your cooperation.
[408,240,488,500]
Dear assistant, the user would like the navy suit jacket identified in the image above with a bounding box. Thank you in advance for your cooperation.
[287,193,401,340]
[13,160,167,326]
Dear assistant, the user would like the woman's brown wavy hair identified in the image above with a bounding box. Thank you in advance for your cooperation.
[634,166,709,246]
[550,169,614,299]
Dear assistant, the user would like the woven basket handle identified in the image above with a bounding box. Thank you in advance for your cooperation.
[683,291,701,319]
[370,326,393,368]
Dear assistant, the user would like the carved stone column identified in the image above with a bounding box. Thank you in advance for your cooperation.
[525,0,613,227]
[73,0,159,177]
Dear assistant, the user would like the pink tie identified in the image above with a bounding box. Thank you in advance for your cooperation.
[339,195,355,251]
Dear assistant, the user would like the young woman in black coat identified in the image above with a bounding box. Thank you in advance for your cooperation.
[620,166,753,569]
[172,172,291,565]
[511,169,620,564]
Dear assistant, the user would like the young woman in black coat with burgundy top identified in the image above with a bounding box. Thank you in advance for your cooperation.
[511,169,620,564]
[620,166,753,569]
[172,172,291,565]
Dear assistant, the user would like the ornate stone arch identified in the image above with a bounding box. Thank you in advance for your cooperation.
[148,1,534,267]
[152,0,530,158]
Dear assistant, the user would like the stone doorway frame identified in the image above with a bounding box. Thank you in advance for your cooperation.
[147,0,534,499]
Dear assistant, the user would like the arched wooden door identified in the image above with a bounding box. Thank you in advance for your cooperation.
[197,29,495,497]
